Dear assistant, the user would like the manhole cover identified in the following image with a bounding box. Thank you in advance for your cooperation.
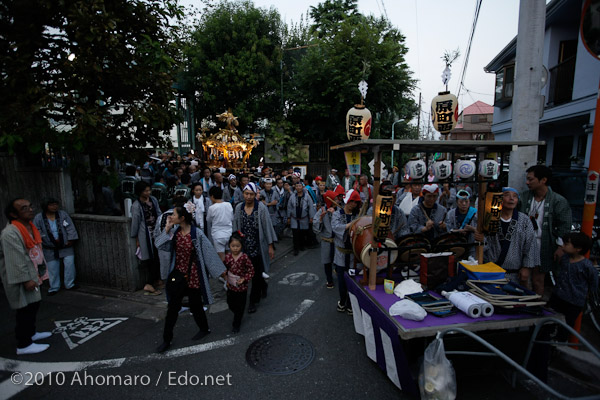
[246,333,315,375]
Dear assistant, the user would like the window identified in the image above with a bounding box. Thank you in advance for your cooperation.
[494,64,515,108]
[471,115,488,123]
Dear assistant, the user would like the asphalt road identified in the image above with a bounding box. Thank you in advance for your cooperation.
[0,242,598,399]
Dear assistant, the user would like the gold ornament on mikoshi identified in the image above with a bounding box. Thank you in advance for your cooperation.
[346,105,372,141]
[431,91,458,135]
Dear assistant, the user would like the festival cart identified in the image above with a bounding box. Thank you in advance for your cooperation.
[330,139,565,395]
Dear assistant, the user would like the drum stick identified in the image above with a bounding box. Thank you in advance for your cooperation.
[326,197,341,209]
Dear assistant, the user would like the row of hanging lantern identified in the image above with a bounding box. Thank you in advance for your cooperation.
[345,68,459,142]
[405,157,500,181]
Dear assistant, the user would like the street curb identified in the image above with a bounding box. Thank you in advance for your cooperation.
[70,237,295,305]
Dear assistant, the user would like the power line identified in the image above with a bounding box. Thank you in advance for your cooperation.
[413,0,421,86]
[374,0,383,17]
[460,83,494,97]
[455,0,483,99]
[379,0,389,21]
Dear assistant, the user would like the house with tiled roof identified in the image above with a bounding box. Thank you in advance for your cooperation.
[448,100,493,140]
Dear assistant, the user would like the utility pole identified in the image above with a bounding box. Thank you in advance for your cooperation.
[508,0,546,191]
[416,92,422,139]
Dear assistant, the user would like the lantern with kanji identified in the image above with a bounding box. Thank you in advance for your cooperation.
[482,192,503,234]
[431,91,459,135]
[373,195,394,241]
[346,105,372,141]
[346,80,372,141]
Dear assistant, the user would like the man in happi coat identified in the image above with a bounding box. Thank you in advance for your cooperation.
[331,189,363,314]
[313,190,338,289]
[407,184,447,242]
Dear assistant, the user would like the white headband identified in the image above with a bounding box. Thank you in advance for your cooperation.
[243,183,258,193]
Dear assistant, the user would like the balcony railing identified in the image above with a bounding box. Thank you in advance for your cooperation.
[548,56,575,106]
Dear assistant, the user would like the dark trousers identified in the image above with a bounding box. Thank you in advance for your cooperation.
[335,264,350,308]
[549,295,583,341]
[163,286,208,343]
[16,301,40,349]
[227,290,248,329]
[249,254,267,306]
[292,228,309,251]
[142,245,160,285]
[324,262,334,285]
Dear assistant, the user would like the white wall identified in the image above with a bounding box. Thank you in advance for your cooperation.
[573,37,600,100]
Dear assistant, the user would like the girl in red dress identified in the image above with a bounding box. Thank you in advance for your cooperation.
[224,232,254,333]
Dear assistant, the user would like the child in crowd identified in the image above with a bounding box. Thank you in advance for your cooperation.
[190,183,207,232]
[224,232,255,333]
[550,232,598,340]
[528,231,598,381]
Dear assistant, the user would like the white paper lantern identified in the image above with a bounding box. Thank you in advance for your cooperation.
[455,159,476,179]
[346,105,372,141]
[433,159,453,181]
[479,159,499,178]
[431,91,459,135]
[406,159,427,180]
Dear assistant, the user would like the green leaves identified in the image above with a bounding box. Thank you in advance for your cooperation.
[181,0,283,131]
[0,0,182,157]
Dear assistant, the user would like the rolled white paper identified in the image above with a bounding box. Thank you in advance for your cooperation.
[442,291,490,318]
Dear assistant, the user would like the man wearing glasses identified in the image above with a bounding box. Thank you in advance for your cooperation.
[1,198,52,355]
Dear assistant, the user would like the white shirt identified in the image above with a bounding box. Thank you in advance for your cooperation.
[192,195,205,229]
[530,198,545,249]
[207,202,233,240]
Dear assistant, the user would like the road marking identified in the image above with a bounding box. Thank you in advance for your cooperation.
[0,299,314,398]
[53,317,128,350]
[278,272,319,287]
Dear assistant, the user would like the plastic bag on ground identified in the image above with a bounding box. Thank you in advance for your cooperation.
[419,337,457,400]
[389,299,427,321]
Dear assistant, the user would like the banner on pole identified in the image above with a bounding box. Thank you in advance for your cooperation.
[585,171,599,205]
[345,151,361,176]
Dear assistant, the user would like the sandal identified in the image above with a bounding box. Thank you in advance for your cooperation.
[143,284,156,292]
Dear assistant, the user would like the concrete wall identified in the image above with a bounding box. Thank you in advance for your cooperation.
[71,214,142,292]
[573,34,600,100]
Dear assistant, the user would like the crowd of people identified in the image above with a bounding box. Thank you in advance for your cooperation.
[1,153,597,360]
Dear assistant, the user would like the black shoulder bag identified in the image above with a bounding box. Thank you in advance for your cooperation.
[166,245,196,297]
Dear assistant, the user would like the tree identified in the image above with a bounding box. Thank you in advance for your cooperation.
[284,0,418,167]
[0,0,182,157]
[182,0,284,133]
[0,0,183,211]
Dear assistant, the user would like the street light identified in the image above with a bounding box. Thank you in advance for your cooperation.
[391,119,405,168]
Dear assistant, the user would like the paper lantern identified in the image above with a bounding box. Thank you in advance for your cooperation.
[455,159,476,179]
[346,105,372,141]
[406,158,427,180]
[479,159,499,178]
[482,192,503,234]
[373,195,394,241]
[433,159,453,180]
[431,91,459,135]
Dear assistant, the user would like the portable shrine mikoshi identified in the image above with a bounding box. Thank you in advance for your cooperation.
[197,109,259,170]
